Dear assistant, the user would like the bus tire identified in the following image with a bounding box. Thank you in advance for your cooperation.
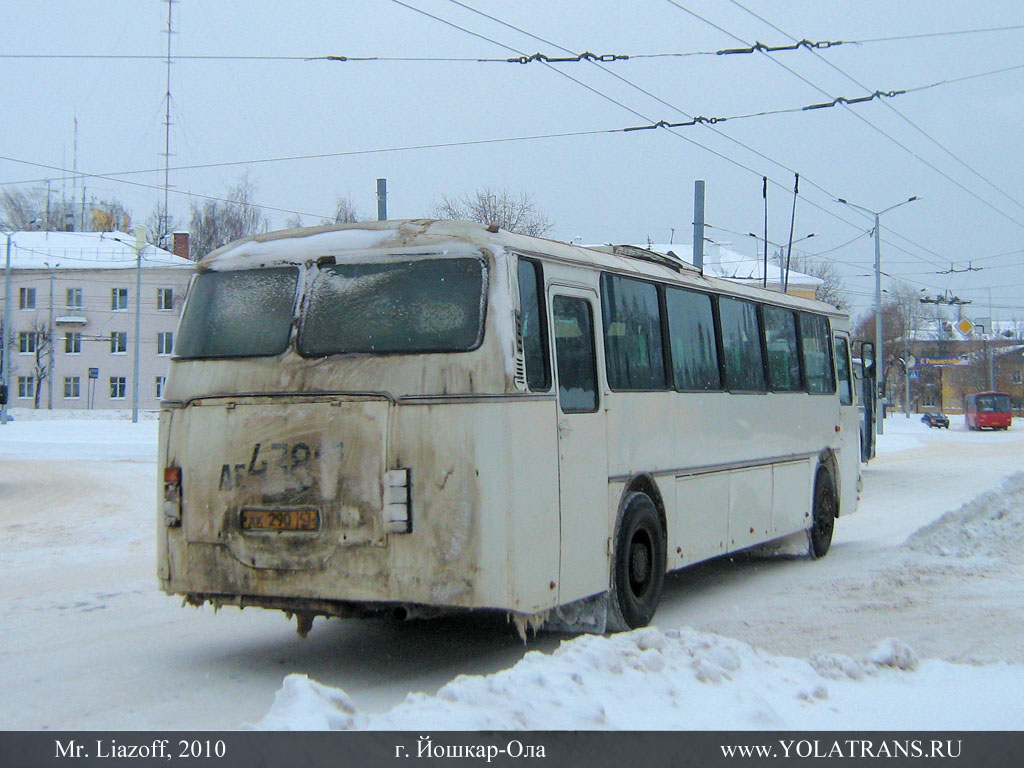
[809,468,837,559]
[607,492,665,632]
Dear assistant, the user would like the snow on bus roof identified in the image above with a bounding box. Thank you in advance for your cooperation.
[202,220,845,317]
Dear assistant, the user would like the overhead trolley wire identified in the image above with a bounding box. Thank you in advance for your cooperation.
[0,61,1004,192]
[425,0,887,246]
[725,0,1024,226]
[661,0,970,271]
[4,23,1022,63]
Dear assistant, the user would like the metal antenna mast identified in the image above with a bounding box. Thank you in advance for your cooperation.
[161,0,176,247]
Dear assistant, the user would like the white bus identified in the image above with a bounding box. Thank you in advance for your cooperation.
[158,219,863,635]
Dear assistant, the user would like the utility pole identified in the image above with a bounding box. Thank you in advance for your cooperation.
[987,288,995,391]
[838,195,919,437]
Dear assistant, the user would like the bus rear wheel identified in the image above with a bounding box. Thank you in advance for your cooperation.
[607,492,666,632]
[809,469,837,559]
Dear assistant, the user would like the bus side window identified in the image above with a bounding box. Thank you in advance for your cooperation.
[517,258,551,391]
[763,305,802,392]
[600,273,667,390]
[834,336,853,406]
[665,287,721,391]
[800,313,836,394]
[552,296,599,413]
[719,297,766,392]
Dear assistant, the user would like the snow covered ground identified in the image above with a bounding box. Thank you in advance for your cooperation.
[1,409,1022,730]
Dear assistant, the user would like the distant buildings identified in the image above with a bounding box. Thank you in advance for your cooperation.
[1,231,194,411]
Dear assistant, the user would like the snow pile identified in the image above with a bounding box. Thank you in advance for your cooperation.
[258,675,360,731]
[256,627,1024,731]
[904,471,1024,558]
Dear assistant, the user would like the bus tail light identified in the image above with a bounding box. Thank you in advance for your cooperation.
[384,468,412,534]
[164,466,183,527]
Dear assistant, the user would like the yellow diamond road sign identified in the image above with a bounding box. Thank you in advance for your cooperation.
[956,317,974,336]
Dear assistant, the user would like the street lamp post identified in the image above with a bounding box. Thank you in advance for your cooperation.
[746,232,816,291]
[44,261,60,409]
[112,226,148,423]
[132,226,146,424]
[1,233,12,425]
[837,196,919,436]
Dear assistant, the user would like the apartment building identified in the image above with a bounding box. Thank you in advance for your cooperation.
[1,231,194,411]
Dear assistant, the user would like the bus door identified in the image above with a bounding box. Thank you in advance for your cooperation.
[549,289,609,603]
[834,333,861,515]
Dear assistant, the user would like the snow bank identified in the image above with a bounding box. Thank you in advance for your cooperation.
[255,628,1024,731]
[0,410,157,462]
[904,471,1024,558]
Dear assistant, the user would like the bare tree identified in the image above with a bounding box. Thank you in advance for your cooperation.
[773,249,848,308]
[145,203,181,250]
[431,187,552,236]
[188,176,269,260]
[23,323,52,409]
[329,196,360,224]
[1,186,75,230]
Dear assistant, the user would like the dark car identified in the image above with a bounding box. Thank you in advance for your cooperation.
[921,412,950,429]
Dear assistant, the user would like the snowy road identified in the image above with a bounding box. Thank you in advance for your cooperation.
[0,411,1021,729]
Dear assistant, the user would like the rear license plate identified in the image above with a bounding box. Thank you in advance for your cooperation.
[240,508,320,532]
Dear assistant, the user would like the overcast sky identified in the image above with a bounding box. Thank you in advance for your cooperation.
[3,0,1023,321]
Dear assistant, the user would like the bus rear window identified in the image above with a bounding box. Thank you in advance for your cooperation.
[298,257,487,356]
[175,267,298,359]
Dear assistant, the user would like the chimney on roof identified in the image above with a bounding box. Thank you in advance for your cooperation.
[173,231,190,261]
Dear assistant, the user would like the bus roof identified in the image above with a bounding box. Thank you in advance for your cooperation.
[202,219,848,319]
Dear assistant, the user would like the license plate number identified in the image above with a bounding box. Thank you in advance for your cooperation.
[240,508,320,532]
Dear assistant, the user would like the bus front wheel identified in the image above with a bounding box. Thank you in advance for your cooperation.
[809,469,837,559]
[607,492,666,632]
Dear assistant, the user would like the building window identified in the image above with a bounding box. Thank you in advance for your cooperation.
[64,376,81,399]
[19,287,36,309]
[17,376,35,399]
[18,331,38,354]
[66,287,83,310]
[157,331,174,356]
[65,332,82,354]
[156,376,166,399]
[112,287,128,310]
[922,392,937,408]
[109,376,127,399]
[110,331,127,354]
[157,287,174,310]
[1013,371,1023,385]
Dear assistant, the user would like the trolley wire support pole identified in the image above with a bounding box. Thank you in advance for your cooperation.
[837,195,919,437]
